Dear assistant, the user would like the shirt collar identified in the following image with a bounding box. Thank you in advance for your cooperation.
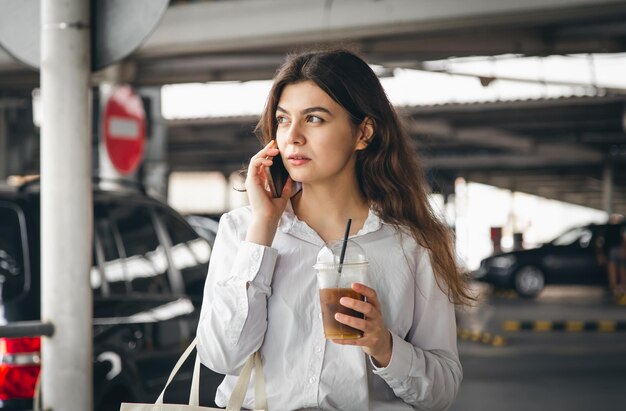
[278,191,383,245]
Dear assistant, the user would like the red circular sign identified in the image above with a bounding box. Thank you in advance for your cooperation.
[103,85,146,175]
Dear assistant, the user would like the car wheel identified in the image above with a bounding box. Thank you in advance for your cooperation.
[514,266,545,298]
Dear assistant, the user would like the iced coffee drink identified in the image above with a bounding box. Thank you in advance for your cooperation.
[314,239,369,339]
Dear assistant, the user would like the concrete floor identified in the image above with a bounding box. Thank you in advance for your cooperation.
[451,285,626,411]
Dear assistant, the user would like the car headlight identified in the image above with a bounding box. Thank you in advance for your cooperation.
[490,255,516,269]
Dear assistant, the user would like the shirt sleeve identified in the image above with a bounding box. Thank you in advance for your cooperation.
[370,251,463,411]
[196,211,278,375]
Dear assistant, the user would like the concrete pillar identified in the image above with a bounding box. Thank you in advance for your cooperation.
[40,1,93,410]
[139,86,169,199]
[602,162,613,217]
[0,109,6,181]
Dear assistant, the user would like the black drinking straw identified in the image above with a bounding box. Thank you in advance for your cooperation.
[337,218,352,274]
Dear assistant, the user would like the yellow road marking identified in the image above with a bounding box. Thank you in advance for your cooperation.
[534,321,552,331]
[457,328,506,347]
[565,321,584,332]
[502,321,520,331]
[492,336,506,347]
[598,320,616,332]
[457,327,469,340]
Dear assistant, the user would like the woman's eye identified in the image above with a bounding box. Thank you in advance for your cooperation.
[276,116,288,124]
[307,115,323,123]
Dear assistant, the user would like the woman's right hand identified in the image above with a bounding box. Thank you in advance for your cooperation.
[244,140,292,246]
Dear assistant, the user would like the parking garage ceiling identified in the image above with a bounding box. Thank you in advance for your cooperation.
[2,0,626,87]
[1,0,626,213]
[166,93,626,213]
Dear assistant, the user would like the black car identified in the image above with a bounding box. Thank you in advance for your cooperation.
[473,223,624,298]
[185,214,220,246]
[0,181,222,410]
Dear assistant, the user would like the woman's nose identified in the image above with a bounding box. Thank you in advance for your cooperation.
[284,122,305,145]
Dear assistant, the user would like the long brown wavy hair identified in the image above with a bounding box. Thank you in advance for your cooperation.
[255,48,473,305]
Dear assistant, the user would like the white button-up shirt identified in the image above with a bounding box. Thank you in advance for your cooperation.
[197,203,462,411]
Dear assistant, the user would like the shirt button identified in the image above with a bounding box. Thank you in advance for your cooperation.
[318,313,323,319]
[315,346,322,353]
[309,376,316,384]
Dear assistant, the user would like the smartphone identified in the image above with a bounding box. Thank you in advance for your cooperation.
[265,152,289,198]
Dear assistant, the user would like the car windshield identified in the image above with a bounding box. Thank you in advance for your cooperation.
[551,227,592,246]
[0,203,26,301]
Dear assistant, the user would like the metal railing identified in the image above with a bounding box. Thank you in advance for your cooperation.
[0,321,55,338]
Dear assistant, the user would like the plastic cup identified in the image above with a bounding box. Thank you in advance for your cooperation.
[314,239,369,339]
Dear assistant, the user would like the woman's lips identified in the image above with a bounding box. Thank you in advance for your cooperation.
[288,154,310,166]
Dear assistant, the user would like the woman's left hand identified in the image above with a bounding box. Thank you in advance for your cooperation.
[332,283,393,368]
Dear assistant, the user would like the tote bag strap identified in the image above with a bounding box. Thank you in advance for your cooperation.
[226,351,267,411]
[155,337,199,405]
[189,348,202,405]
[253,352,268,410]
[155,337,267,410]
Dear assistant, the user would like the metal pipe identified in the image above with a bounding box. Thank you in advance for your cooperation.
[40,1,92,410]
[0,322,55,338]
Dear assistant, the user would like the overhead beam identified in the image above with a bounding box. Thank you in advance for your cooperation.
[408,120,535,152]
[423,151,602,170]
[138,0,626,58]
[408,120,602,161]
[167,116,258,128]
[0,48,22,69]
[133,53,285,85]
[3,0,626,87]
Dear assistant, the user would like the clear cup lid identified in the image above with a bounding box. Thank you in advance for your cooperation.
[313,239,368,269]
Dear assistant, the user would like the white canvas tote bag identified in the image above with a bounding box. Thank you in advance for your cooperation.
[120,337,267,411]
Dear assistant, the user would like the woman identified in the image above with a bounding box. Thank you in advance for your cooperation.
[197,49,472,410]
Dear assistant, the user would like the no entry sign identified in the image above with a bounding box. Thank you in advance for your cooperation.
[103,85,146,175]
